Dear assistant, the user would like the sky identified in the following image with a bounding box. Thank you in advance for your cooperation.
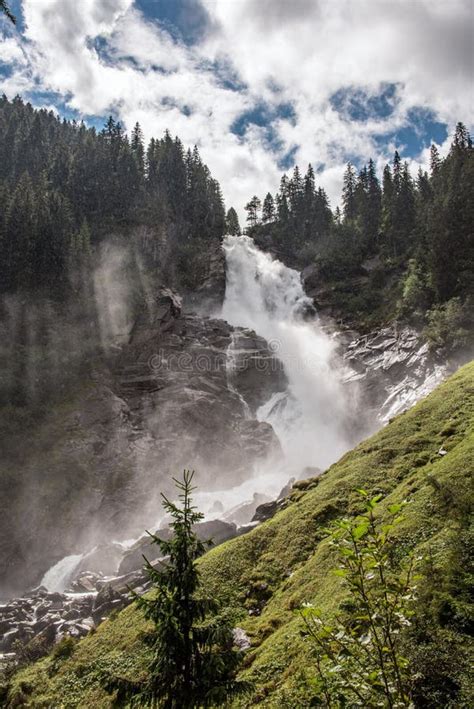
[0,0,473,217]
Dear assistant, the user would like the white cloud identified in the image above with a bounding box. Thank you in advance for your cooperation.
[1,0,472,215]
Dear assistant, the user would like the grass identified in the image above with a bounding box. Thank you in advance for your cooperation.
[4,361,474,707]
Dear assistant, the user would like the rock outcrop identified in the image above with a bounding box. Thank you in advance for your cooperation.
[0,286,284,597]
[340,325,454,425]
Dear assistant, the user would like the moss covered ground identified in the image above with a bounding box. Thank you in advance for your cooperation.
[5,361,474,707]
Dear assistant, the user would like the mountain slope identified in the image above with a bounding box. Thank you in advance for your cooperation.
[5,361,474,707]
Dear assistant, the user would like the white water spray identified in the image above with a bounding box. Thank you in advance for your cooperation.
[40,553,84,593]
[222,235,353,475]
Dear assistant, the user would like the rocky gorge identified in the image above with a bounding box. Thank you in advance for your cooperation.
[1,233,470,667]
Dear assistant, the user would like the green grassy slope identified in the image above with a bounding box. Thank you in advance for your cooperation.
[6,361,474,708]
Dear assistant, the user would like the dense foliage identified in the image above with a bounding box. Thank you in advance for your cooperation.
[300,494,415,707]
[0,95,226,295]
[246,123,473,337]
[108,471,248,708]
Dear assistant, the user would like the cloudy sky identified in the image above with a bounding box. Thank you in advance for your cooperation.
[1,0,472,216]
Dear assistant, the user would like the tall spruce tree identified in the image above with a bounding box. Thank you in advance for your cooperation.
[262,193,275,223]
[131,122,145,176]
[225,207,241,235]
[245,195,261,227]
[342,162,357,222]
[108,471,249,708]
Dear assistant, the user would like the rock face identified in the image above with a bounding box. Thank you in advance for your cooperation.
[227,329,287,414]
[0,286,284,598]
[114,298,283,493]
[340,325,454,425]
[0,382,143,599]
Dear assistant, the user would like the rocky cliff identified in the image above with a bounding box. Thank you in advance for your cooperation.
[0,285,285,598]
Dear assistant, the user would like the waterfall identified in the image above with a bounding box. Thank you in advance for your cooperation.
[225,331,251,418]
[222,235,353,475]
[40,553,84,593]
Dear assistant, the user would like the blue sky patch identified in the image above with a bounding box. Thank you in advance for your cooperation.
[136,0,212,46]
[231,102,296,137]
[374,107,448,157]
[330,82,399,122]
[2,0,24,32]
[277,146,298,172]
[26,90,109,131]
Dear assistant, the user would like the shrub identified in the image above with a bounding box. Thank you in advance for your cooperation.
[300,492,416,707]
[424,297,473,351]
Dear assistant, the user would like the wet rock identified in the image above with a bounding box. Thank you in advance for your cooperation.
[277,478,295,500]
[227,328,288,413]
[341,325,455,426]
[119,519,238,576]
[76,544,124,577]
[115,311,282,499]
[129,286,182,346]
[251,500,279,523]
[224,494,271,527]
[233,627,251,650]
[69,572,103,593]
[0,586,103,663]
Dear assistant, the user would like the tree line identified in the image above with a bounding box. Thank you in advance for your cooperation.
[244,123,473,329]
[0,95,226,295]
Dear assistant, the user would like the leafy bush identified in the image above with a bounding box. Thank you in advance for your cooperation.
[399,258,430,315]
[424,297,473,351]
[300,492,416,707]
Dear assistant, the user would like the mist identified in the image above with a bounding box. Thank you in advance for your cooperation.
[0,231,360,597]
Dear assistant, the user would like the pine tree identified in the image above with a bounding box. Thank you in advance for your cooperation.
[430,144,441,175]
[366,158,382,247]
[288,165,304,217]
[261,193,275,223]
[225,207,241,235]
[4,173,37,291]
[107,471,249,708]
[245,195,261,227]
[276,191,289,224]
[342,162,357,222]
[131,122,145,175]
[452,121,472,152]
[302,164,316,236]
[393,150,402,192]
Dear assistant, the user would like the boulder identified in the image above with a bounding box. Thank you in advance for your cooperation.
[251,500,279,523]
[118,519,237,576]
[233,627,251,650]
[75,544,124,577]
[223,494,271,527]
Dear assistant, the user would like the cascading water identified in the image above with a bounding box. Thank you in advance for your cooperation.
[40,553,84,593]
[222,235,354,475]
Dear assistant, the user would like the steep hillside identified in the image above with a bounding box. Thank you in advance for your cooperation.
[5,361,473,707]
